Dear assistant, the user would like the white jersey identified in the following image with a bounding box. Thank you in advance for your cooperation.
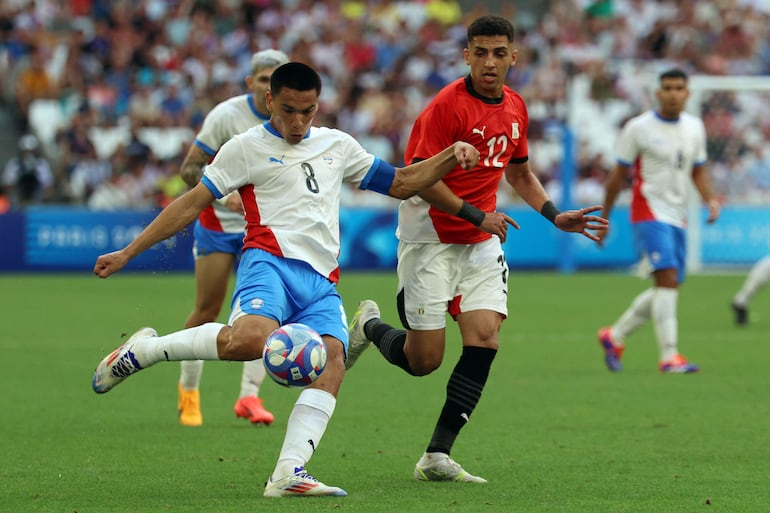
[202,123,379,281]
[195,93,269,233]
[616,110,707,228]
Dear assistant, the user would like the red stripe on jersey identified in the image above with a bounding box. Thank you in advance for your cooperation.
[241,184,282,256]
[239,185,342,284]
[630,157,655,223]
[198,205,224,231]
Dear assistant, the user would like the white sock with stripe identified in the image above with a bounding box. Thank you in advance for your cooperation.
[271,388,336,480]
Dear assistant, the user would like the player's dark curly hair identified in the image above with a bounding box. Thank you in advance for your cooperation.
[270,62,322,96]
[467,15,515,44]
[659,68,688,83]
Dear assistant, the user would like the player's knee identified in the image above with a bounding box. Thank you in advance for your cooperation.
[221,326,267,361]
[471,325,500,350]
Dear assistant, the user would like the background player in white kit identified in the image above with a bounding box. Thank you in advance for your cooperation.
[90,62,480,497]
[597,68,721,373]
[176,49,289,427]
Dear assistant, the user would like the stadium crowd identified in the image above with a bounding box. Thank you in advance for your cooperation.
[1,0,770,211]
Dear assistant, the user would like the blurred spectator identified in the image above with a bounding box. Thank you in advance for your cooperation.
[1,134,54,208]
[2,0,770,210]
[14,45,57,129]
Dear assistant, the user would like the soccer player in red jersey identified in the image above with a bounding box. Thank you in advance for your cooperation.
[347,15,607,482]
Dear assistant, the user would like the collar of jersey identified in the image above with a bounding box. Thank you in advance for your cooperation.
[247,94,270,121]
[653,110,681,123]
[264,122,311,140]
[464,75,503,105]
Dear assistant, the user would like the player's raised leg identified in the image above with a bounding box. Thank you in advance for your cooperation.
[92,323,224,394]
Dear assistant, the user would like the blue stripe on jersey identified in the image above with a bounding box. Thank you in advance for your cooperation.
[263,122,281,138]
[263,121,310,140]
[359,157,395,195]
[617,159,633,167]
[194,139,217,156]
[201,176,225,199]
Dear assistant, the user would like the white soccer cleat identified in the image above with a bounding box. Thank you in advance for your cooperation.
[263,466,347,497]
[92,327,157,394]
[414,452,488,483]
[345,300,380,370]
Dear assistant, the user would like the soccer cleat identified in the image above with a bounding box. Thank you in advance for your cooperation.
[178,384,202,426]
[598,327,625,372]
[234,396,274,425]
[659,354,699,374]
[345,299,380,370]
[263,466,347,497]
[732,302,748,326]
[413,452,487,483]
[92,327,157,394]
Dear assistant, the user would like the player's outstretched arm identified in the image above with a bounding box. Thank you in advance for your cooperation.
[388,141,479,199]
[504,162,608,242]
[93,184,215,278]
[553,205,609,242]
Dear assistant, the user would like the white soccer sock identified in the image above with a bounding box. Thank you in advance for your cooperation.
[134,322,224,366]
[179,360,204,390]
[238,359,266,398]
[734,255,770,307]
[651,287,678,362]
[271,388,336,480]
[612,288,654,342]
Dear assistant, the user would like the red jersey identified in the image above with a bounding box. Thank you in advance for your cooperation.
[398,76,529,243]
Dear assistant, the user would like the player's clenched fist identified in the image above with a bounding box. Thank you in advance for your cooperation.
[453,141,479,170]
[93,250,130,278]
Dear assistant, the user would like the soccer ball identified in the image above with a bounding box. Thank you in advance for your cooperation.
[263,323,327,387]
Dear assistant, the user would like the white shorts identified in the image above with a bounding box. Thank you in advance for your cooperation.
[396,237,509,330]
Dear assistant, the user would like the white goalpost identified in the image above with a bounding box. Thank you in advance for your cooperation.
[686,76,770,273]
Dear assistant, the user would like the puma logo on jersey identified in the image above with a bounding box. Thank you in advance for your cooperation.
[269,155,285,165]
[472,126,486,138]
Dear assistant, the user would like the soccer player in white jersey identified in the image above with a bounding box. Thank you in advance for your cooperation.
[176,49,288,427]
[90,62,480,498]
[732,254,770,325]
[597,68,721,373]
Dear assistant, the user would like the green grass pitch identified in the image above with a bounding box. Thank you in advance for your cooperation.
[0,271,768,513]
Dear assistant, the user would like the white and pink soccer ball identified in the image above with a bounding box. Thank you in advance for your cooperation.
[263,323,327,387]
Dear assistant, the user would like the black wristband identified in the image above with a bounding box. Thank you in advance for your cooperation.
[457,201,485,226]
[540,200,560,224]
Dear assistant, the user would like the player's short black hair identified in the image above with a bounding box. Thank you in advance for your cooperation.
[270,62,322,96]
[467,15,515,44]
[659,68,688,83]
